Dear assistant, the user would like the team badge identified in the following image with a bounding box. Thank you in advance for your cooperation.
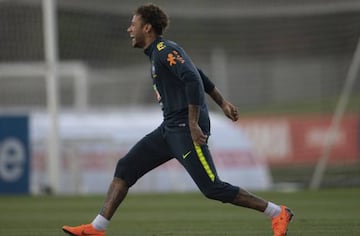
[157,42,166,51]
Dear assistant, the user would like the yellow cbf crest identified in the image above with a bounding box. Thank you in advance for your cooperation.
[157,42,166,51]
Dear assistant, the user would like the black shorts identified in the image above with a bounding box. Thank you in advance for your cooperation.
[114,123,239,203]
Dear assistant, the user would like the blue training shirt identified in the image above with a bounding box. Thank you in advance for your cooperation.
[144,37,215,134]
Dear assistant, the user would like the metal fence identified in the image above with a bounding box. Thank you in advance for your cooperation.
[0,0,359,111]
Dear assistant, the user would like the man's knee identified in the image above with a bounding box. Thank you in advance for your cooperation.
[200,182,239,203]
[114,158,137,187]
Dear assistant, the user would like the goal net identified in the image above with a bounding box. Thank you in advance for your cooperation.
[0,0,359,193]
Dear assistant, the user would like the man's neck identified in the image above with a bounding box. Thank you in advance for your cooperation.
[143,34,159,50]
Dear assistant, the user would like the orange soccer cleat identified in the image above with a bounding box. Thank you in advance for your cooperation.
[62,223,105,236]
[271,205,294,236]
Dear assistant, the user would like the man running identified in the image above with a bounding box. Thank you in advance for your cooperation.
[62,3,293,236]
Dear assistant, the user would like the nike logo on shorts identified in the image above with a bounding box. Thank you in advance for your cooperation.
[182,151,191,159]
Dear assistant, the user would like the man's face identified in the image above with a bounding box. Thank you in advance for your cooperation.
[127,14,146,48]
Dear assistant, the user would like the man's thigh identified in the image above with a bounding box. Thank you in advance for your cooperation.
[165,130,218,186]
[114,126,172,186]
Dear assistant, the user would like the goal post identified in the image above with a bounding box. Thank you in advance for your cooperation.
[0,62,89,110]
[42,0,61,194]
[309,36,360,190]
[0,61,89,193]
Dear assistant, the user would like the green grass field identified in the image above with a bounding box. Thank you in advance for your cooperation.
[1,188,360,236]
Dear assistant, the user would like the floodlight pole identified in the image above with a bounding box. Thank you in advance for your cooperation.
[309,37,360,190]
[42,0,60,194]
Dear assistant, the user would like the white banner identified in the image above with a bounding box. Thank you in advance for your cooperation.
[30,108,272,194]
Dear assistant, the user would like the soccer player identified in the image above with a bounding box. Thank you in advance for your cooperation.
[62,3,294,236]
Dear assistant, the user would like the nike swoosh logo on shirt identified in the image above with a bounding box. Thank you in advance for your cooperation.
[182,151,191,159]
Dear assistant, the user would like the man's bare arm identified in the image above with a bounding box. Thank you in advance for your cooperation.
[208,87,239,121]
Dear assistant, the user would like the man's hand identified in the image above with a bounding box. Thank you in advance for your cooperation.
[208,87,239,122]
[188,104,207,145]
[189,122,208,145]
[221,101,239,121]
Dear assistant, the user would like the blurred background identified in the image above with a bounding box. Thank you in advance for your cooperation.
[0,0,359,195]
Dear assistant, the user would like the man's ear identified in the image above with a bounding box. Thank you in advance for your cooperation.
[144,23,152,33]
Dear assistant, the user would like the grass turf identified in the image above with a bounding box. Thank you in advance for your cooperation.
[1,188,359,235]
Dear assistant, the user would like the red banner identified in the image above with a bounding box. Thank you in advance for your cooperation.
[237,114,359,165]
